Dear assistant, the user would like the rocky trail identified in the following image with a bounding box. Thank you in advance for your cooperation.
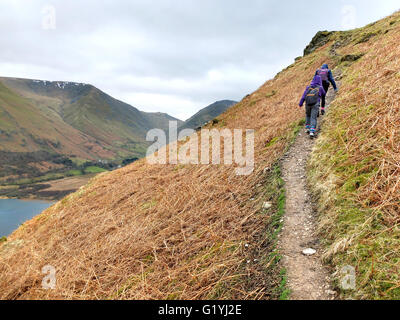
[279,87,337,300]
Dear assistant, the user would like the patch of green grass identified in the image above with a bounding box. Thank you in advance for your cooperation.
[264,119,304,151]
[12,172,66,186]
[298,118,306,127]
[249,99,261,107]
[265,90,277,98]
[141,199,157,210]
[260,164,290,299]
[70,158,88,166]
[83,166,107,174]
[66,169,83,177]
[265,137,280,148]
[278,269,291,300]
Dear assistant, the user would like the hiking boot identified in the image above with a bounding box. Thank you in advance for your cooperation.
[305,128,310,134]
[309,131,315,138]
[321,108,325,115]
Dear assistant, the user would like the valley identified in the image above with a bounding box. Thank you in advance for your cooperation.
[0,78,236,199]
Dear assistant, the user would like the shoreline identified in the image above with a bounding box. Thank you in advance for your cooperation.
[0,173,97,202]
[0,196,57,203]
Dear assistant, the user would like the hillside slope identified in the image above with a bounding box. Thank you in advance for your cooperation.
[308,11,400,299]
[180,100,237,130]
[0,77,182,184]
[1,12,400,300]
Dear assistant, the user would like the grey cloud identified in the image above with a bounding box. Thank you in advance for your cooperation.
[0,0,398,119]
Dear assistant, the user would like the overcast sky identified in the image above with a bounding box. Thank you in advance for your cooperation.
[0,0,399,120]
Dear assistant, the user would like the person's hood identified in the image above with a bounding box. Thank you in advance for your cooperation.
[321,64,329,69]
[311,75,322,87]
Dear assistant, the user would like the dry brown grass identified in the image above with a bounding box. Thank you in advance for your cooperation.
[0,32,334,300]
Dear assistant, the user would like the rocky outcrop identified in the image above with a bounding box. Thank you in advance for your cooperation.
[303,31,334,56]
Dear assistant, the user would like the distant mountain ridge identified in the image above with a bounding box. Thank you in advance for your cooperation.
[0,76,182,158]
[180,100,237,130]
[0,76,234,185]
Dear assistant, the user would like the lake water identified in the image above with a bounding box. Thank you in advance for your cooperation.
[0,199,54,237]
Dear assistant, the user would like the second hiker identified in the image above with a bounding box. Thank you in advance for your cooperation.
[299,75,326,138]
[315,64,337,115]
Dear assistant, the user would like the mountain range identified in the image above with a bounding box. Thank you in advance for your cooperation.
[0,76,236,184]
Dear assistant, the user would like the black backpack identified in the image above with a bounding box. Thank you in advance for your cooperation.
[305,86,319,106]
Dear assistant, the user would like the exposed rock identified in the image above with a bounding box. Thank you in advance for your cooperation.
[341,54,364,63]
[302,248,317,256]
[304,31,334,56]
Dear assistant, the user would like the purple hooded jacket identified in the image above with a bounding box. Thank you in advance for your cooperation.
[299,75,326,107]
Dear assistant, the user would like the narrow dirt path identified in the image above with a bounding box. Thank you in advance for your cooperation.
[279,88,337,300]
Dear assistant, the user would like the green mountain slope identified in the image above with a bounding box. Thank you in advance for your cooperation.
[180,100,237,130]
[0,77,182,184]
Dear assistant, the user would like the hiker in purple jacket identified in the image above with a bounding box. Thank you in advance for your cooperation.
[315,64,338,115]
[299,75,326,138]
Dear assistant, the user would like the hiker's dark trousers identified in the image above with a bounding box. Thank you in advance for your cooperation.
[305,103,320,130]
[321,80,330,109]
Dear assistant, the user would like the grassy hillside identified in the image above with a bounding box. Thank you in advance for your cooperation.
[0,77,182,186]
[309,10,400,299]
[1,11,399,300]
